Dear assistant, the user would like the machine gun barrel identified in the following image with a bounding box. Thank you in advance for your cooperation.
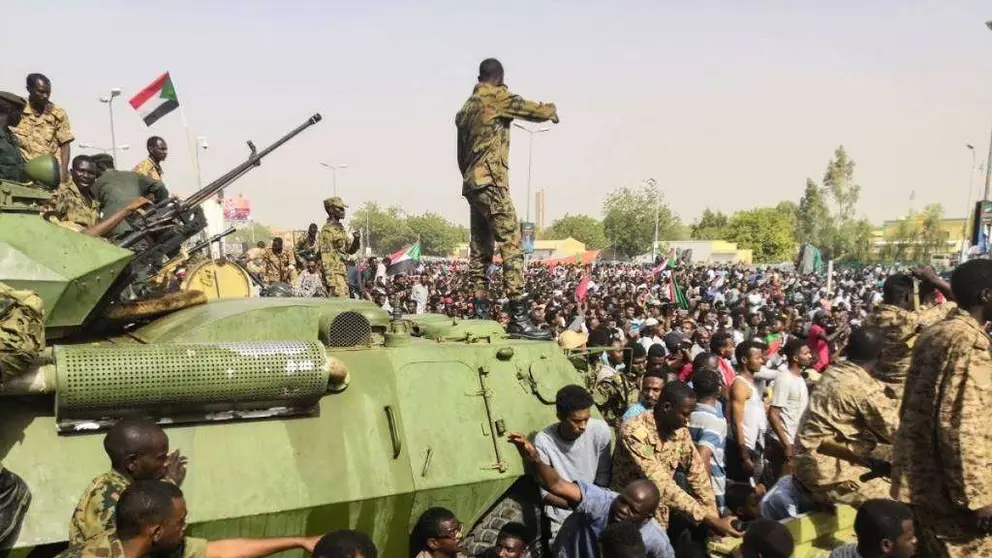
[184,113,322,207]
[187,226,236,256]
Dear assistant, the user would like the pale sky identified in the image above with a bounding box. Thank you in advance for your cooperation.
[6,1,992,231]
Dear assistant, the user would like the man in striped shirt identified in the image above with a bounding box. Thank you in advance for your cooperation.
[689,367,727,512]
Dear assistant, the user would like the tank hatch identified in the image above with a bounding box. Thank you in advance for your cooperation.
[0,213,133,329]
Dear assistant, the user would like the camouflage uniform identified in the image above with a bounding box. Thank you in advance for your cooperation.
[319,198,353,299]
[11,102,72,165]
[864,301,955,400]
[56,531,208,558]
[793,360,898,507]
[295,236,319,268]
[261,248,296,284]
[891,309,992,557]
[0,281,45,383]
[0,125,25,181]
[40,179,100,231]
[132,157,163,182]
[244,246,267,276]
[612,411,717,528]
[455,82,557,297]
[587,364,637,430]
[67,469,129,545]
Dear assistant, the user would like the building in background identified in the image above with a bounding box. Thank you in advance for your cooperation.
[869,215,967,265]
[657,240,753,265]
[535,189,546,231]
[451,236,587,260]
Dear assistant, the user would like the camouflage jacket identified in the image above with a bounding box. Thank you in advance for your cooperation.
[57,531,208,558]
[68,469,130,545]
[864,301,956,399]
[12,102,72,163]
[892,308,992,518]
[455,82,557,194]
[612,411,717,528]
[132,157,163,182]
[794,360,897,492]
[318,220,351,276]
[0,126,24,181]
[262,249,295,284]
[41,179,100,230]
[295,235,319,266]
[0,281,45,383]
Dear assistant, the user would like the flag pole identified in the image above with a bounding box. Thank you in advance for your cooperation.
[172,77,218,256]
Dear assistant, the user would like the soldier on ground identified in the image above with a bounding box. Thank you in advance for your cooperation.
[455,58,558,340]
[262,237,296,285]
[133,136,167,182]
[319,196,360,298]
[296,223,320,268]
[793,326,896,509]
[69,418,187,545]
[59,480,320,558]
[863,268,954,401]
[0,92,26,181]
[891,258,992,557]
[12,73,72,180]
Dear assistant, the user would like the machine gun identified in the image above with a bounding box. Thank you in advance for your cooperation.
[90,114,323,320]
[147,226,237,291]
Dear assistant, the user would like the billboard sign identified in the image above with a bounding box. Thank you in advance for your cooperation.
[520,221,535,255]
[223,194,252,222]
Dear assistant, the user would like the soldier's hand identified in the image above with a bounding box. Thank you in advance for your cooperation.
[975,506,992,534]
[299,535,322,552]
[163,449,188,485]
[704,514,744,538]
[506,432,539,462]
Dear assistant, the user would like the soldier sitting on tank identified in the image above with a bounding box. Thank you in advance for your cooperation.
[0,91,27,181]
[506,432,676,558]
[410,507,467,558]
[69,419,187,545]
[88,156,170,237]
[313,530,379,558]
[58,480,320,558]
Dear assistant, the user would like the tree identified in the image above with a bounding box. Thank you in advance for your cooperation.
[542,213,608,249]
[774,200,799,222]
[406,212,467,257]
[723,207,796,263]
[915,204,947,260]
[846,218,875,261]
[796,179,833,250]
[227,222,273,246]
[823,145,861,222]
[349,202,416,255]
[690,209,729,240]
[881,216,919,261]
[602,182,684,258]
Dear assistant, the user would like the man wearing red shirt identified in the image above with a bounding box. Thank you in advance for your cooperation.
[807,311,839,372]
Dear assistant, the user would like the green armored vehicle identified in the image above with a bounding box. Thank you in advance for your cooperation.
[0,116,579,557]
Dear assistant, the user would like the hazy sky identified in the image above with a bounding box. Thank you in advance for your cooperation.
[6,1,992,231]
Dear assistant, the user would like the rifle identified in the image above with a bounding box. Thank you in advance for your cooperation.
[91,114,322,318]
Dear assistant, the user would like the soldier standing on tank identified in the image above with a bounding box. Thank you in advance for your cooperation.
[262,237,296,285]
[319,196,360,298]
[69,419,187,545]
[12,73,73,181]
[455,58,558,340]
[296,223,320,268]
[132,136,167,182]
[0,91,27,181]
[891,259,992,557]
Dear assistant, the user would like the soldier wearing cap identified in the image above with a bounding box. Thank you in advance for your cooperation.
[319,196,360,298]
[0,91,27,181]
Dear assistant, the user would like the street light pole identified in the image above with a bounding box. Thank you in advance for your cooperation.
[646,178,659,261]
[98,88,122,165]
[512,123,551,223]
[319,162,348,196]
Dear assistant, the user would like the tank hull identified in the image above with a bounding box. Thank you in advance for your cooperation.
[0,298,579,556]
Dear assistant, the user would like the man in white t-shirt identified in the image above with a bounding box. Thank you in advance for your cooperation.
[766,338,812,482]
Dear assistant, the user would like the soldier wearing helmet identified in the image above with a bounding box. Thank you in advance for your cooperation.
[0,91,27,181]
[319,196,360,298]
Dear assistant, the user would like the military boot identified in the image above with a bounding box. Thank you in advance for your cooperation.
[0,468,30,543]
[506,295,553,341]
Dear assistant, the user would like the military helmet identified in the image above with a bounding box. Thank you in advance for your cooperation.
[0,91,26,110]
[23,154,60,190]
[323,196,347,211]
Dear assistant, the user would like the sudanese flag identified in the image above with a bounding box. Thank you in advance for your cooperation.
[129,72,180,127]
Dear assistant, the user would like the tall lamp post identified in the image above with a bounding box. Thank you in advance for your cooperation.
[98,88,122,164]
[646,178,660,261]
[319,162,348,196]
[512,123,551,223]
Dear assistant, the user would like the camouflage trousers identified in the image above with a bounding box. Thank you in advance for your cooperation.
[915,511,992,558]
[806,476,892,508]
[325,272,349,299]
[0,283,45,383]
[464,186,523,297]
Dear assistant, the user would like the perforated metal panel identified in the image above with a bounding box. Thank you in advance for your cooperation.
[320,311,372,348]
[55,341,330,429]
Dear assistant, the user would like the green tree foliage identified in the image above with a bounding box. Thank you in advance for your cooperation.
[228,222,273,246]
[723,207,797,263]
[542,213,608,249]
[796,179,833,250]
[690,209,729,239]
[349,202,416,255]
[406,212,468,257]
[602,182,684,258]
[823,146,861,221]
[775,200,799,221]
[916,204,948,259]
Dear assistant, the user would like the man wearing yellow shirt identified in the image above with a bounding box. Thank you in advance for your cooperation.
[133,136,167,182]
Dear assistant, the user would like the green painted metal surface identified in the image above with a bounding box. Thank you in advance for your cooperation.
[0,298,582,554]
[406,314,507,342]
[0,213,132,329]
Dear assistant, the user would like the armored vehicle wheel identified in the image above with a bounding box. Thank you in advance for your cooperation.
[464,477,545,558]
